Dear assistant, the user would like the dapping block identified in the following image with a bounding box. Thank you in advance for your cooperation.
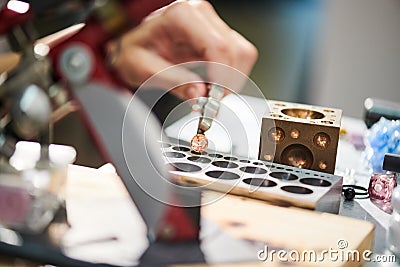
[258,100,342,174]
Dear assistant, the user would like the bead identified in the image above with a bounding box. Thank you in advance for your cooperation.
[344,187,356,201]
[190,134,208,153]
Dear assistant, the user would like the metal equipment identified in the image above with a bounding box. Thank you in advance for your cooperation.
[258,100,342,174]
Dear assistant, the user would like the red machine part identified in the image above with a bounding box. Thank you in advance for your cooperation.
[50,0,173,89]
[48,0,199,242]
[1,0,198,243]
[0,6,31,35]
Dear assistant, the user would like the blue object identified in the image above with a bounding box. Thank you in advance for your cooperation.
[365,117,400,172]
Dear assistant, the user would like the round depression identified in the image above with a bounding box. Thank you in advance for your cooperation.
[224,156,238,161]
[300,178,331,187]
[239,166,268,174]
[206,171,240,180]
[281,108,325,120]
[164,152,186,158]
[190,150,208,156]
[240,159,251,163]
[281,186,313,194]
[188,156,211,164]
[208,153,223,159]
[269,172,298,181]
[280,144,313,169]
[243,178,277,187]
[212,161,239,169]
[172,146,190,152]
[168,163,201,172]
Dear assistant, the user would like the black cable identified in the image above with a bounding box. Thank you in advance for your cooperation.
[342,185,369,201]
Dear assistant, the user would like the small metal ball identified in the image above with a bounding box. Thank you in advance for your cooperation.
[190,134,208,153]
[344,187,356,201]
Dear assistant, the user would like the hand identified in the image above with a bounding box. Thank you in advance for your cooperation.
[107,0,258,100]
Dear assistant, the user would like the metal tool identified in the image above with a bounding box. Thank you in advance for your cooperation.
[196,84,225,134]
[1,0,200,242]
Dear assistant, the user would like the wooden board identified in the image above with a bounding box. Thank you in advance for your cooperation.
[66,165,374,267]
[194,191,374,267]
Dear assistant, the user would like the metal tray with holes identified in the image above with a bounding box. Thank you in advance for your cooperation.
[161,142,343,213]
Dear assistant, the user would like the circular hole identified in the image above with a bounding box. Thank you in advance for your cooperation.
[208,153,223,158]
[269,172,298,180]
[172,146,190,152]
[281,144,313,169]
[188,156,211,164]
[164,152,186,158]
[290,129,300,139]
[276,166,284,170]
[212,161,239,169]
[191,150,208,155]
[240,159,251,163]
[253,162,264,166]
[268,127,285,143]
[313,132,331,149]
[323,109,335,113]
[168,163,202,172]
[318,160,328,170]
[281,108,325,120]
[285,168,294,171]
[275,103,286,107]
[160,143,171,148]
[300,178,331,187]
[263,154,273,161]
[239,166,268,174]
[224,156,238,161]
[264,162,272,168]
[243,178,277,187]
[272,114,283,118]
[206,171,240,180]
[321,120,333,125]
[281,186,313,194]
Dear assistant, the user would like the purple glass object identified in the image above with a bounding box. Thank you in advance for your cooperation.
[368,173,397,202]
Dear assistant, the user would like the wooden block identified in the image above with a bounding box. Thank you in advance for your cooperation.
[200,191,374,267]
[65,165,373,267]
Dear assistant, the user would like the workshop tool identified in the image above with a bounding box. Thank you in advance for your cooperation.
[258,100,342,174]
[0,0,200,245]
[191,84,225,153]
[162,142,343,214]
[0,0,64,233]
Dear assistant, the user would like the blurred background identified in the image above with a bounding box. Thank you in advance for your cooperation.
[209,0,400,119]
[51,0,400,166]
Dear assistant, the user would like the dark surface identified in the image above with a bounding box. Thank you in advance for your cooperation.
[138,241,205,267]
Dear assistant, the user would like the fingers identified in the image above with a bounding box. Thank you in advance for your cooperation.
[191,1,258,92]
[108,1,258,99]
[162,2,232,67]
[111,39,207,100]
[162,1,258,92]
